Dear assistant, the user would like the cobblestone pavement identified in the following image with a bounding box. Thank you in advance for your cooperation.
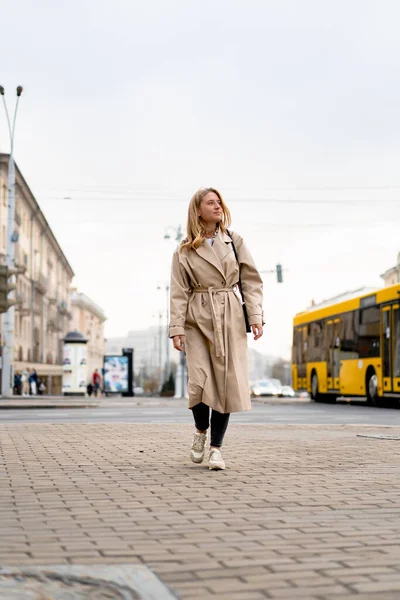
[1,423,400,599]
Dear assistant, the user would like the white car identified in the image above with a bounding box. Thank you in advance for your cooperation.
[251,380,280,397]
[281,385,296,397]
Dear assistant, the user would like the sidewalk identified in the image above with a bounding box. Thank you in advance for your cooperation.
[0,395,188,409]
[0,395,310,409]
[1,422,400,599]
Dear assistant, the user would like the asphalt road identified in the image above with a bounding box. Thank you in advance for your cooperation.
[1,399,400,425]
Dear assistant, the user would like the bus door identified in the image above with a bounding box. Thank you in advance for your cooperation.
[384,304,400,394]
[327,318,340,390]
[381,306,392,392]
[296,326,308,389]
[393,305,400,393]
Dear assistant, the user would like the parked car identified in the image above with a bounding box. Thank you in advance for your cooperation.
[251,379,280,397]
[268,378,283,396]
[281,385,296,397]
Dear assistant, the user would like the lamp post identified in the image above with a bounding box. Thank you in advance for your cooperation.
[164,225,186,398]
[157,283,171,382]
[164,224,183,245]
[0,85,23,397]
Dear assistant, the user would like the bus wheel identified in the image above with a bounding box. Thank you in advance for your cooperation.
[366,370,380,406]
[311,373,322,402]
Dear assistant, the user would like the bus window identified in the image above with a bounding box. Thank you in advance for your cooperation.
[308,321,324,362]
[340,310,359,360]
[359,307,380,358]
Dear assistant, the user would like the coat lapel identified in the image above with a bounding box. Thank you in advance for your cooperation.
[195,240,225,278]
[195,230,232,279]
[213,230,233,263]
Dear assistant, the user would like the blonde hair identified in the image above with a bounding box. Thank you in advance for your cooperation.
[180,188,231,252]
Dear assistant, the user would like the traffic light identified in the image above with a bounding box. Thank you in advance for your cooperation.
[276,264,283,283]
[0,265,18,313]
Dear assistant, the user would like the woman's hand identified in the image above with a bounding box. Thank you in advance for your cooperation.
[172,335,185,352]
[251,324,263,341]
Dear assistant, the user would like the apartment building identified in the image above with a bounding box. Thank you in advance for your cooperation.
[71,289,106,381]
[0,153,74,394]
[381,253,400,287]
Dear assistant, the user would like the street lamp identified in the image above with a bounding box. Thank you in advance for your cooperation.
[1,85,24,397]
[157,283,171,382]
[164,224,183,243]
[164,224,186,398]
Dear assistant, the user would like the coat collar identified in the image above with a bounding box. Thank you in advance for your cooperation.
[195,229,232,278]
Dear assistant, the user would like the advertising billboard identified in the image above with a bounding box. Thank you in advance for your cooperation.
[62,342,88,395]
[103,355,129,393]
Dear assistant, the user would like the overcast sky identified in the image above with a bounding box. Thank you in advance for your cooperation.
[1,0,400,359]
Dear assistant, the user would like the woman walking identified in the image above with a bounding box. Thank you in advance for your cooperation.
[169,188,264,470]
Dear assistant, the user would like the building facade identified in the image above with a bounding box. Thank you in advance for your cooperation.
[71,289,106,382]
[0,154,74,394]
[380,253,400,287]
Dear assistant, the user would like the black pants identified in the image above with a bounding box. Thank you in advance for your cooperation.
[191,403,230,448]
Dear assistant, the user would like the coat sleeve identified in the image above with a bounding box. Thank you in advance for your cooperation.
[232,232,264,326]
[169,249,192,338]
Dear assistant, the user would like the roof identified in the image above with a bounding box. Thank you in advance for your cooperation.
[380,266,398,280]
[0,153,74,278]
[64,330,88,343]
[294,283,400,326]
[305,287,378,311]
[71,291,107,321]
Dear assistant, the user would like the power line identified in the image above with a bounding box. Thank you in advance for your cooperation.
[34,183,400,192]
[36,195,400,206]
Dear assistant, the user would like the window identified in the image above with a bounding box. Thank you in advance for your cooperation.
[359,306,380,358]
[340,310,360,360]
[293,327,307,376]
[308,321,324,362]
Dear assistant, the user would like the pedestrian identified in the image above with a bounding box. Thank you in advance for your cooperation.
[169,188,264,470]
[92,369,102,397]
[21,369,30,396]
[13,373,22,395]
[29,369,38,396]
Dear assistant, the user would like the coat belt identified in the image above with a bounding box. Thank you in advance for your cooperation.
[192,286,238,359]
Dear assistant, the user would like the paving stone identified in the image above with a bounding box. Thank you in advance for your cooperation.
[2,422,400,597]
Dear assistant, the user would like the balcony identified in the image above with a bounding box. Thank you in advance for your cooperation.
[34,273,48,295]
[47,319,62,333]
[15,293,30,316]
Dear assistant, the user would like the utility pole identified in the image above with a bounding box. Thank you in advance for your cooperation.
[164,225,185,398]
[158,311,163,392]
[165,284,170,380]
[0,85,23,396]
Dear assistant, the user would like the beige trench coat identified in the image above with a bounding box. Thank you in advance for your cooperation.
[169,229,263,414]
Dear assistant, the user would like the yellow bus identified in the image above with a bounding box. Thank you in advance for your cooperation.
[292,283,400,405]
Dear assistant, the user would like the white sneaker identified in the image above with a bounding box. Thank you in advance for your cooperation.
[190,432,207,463]
[208,448,226,470]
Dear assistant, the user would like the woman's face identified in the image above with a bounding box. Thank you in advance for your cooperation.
[198,191,222,225]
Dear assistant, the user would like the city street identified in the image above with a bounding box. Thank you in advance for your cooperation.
[1,398,400,425]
